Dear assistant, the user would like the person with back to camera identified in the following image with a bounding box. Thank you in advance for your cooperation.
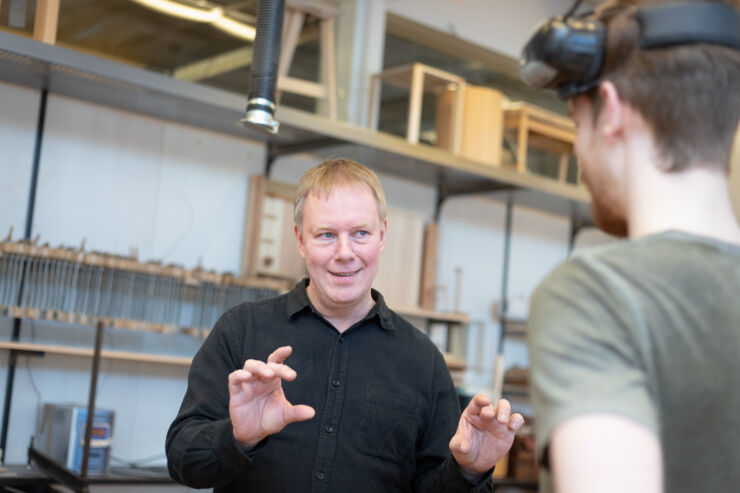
[520,0,740,491]
[166,158,524,492]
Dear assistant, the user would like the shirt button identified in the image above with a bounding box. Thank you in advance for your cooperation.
[332,379,340,387]
[316,471,325,480]
[324,424,334,433]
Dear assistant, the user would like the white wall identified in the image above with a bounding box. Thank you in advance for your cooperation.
[34,94,264,273]
[384,0,574,59]
[0,82,38,237]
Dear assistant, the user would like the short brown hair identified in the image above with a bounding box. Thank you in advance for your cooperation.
[294,159,387,231]
[589,0,740,171]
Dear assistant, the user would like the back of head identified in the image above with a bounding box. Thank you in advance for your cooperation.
[592,0,740,171]
[294,159,387,231]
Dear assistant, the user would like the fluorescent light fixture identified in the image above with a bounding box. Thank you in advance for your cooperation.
[130,0,257,41]
[130,0,222,22]
[213,15,257,41]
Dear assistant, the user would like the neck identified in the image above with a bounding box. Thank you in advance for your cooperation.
[626,157,740,244]
[306,283,375,333]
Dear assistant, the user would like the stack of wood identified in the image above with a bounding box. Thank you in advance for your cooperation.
[0,233,283,337]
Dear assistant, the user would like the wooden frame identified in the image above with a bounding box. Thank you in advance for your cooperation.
[277,0,338,119]
[241,175,306,281]
[33,0,60,44]
[368,62,466,154]
[503,102,576,182]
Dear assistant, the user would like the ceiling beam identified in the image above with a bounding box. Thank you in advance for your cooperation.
[172,25,317,82]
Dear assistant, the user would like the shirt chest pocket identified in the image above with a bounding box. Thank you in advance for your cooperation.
[354,386,420,462]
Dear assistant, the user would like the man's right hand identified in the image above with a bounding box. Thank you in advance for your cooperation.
[228,345,315,449]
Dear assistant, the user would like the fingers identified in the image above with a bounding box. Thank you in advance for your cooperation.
[465,396,524,431]
[494,398,511,425]
[243,358,297,382]
[508,412,525,432]
[463,393,492,417]
[284,404,316,425]
[267,345,293,364]
[492,399,525,431]
[228,369,254,394]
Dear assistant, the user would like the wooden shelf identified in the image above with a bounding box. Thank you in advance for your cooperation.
[0,341,192,366]
[391,305,470,324]
[501,318,528,336]
[0,30,592,223]
[502,384,530,397]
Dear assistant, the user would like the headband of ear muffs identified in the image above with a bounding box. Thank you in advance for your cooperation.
[520,1,740,99]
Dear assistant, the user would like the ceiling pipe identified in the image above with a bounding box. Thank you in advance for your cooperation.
[242,0,285,135]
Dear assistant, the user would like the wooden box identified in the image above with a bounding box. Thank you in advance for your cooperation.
[437,85,505,166]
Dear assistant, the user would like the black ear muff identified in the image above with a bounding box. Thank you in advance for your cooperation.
[520,15,605,98]
[520,1,740,99]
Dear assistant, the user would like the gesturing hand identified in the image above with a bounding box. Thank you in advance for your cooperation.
[449,395,524,479]
[228,345,315,449]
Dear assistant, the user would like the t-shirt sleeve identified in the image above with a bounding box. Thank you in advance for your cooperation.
[527,256,658,463]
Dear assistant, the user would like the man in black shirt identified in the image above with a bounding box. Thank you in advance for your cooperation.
[166,159,523,492]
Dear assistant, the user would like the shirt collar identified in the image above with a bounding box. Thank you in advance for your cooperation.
[286,278,396,332]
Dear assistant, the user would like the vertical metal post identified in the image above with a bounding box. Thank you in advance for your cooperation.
[497,196,514,354]
[568,217,581,254]
[1,88,47,464]
[81,320,104,479]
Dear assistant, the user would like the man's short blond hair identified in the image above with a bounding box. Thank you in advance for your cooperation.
[294,159,387,231]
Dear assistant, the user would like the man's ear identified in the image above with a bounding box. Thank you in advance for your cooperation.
[379,218,387,254]
[598,81,625,142]
[294,224,306,259]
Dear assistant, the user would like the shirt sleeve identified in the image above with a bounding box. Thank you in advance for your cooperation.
[413,348,494,493]
[165,307,256,488]
[527,256,658,464]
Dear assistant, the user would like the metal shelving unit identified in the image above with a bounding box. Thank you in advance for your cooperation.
[0,30,591,490]
[0,30,591,222]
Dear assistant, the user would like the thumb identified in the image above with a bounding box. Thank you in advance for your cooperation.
[450,433,472,455]
[284,404,316,425]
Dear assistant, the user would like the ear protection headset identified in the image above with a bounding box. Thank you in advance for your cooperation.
[520,0,740,99]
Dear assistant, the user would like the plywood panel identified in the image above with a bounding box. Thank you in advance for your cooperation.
[373,207,425,310]
[730,125,740,222]
[419,222,438,309]
[243,176,306,282]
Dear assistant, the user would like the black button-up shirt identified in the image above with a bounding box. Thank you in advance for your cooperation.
[166,280,492,492]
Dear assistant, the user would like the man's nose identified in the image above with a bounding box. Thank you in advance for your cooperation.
[334,235,355,261]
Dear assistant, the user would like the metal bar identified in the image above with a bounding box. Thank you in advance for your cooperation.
[29,446,87,493]
[497,195,514,355]
[1,88,47,464]
[81,320,104,479]
[568,216,587,253]
[269,137,344,157]
[433,184,446,223]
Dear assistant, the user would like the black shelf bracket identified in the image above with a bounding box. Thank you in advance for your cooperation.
[28,447,88,493]
[434,181,518,223]
[264,137,345,177]
[568,216,593,252]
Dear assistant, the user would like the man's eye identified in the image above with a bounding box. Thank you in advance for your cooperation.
[355,231,369,237]
[319,232,334,239]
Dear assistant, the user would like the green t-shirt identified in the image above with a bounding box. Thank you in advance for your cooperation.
[528,231,740,492]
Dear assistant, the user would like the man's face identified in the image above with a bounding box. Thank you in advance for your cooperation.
[570,94,628,237]
[295,184,386,316]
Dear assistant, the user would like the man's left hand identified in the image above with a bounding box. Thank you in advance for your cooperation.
[449,394,524,480]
